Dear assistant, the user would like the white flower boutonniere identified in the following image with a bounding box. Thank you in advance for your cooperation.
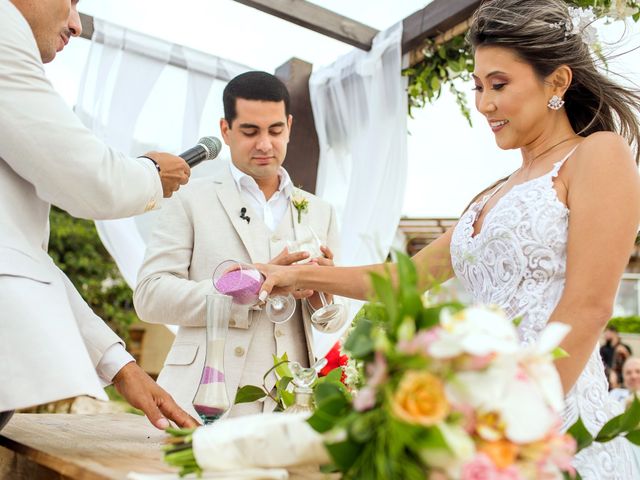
[292,192,309,224]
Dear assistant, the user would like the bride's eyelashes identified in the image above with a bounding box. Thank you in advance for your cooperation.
[472,83,507,92]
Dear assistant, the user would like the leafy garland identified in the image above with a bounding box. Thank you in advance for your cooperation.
[402,0,640,125]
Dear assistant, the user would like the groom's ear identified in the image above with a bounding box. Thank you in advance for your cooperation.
[220,118,231,145]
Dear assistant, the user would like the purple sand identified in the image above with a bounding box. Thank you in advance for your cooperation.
[199,366,225,384]
[193,405,225,417]
[215,270,262,305]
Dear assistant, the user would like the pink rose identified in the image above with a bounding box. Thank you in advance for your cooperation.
[462,454,523,480]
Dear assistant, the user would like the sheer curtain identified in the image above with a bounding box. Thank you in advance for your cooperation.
[76,19,249,286]
[309,22,408,352]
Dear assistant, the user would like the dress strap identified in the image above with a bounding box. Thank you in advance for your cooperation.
[551,145,580,177]
[475,177,509,213]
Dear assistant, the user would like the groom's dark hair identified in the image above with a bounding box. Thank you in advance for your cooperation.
[223,71,290,127]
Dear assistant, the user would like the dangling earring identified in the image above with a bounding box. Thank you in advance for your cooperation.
[547,95,565,110]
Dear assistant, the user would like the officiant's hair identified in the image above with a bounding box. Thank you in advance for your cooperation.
[223,71,291,127]
[468,0,640,163]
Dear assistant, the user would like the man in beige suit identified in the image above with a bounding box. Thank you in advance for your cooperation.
[135,71,342,418]
[0,0,196,430]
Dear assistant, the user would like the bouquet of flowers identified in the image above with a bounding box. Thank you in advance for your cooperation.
[306,253,640,480]
[164,253,640,479]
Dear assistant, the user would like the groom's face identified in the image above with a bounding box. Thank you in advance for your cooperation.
[220,98,293,182]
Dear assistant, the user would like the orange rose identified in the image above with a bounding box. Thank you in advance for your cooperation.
[478,439,519,469]
[391,371,449,426]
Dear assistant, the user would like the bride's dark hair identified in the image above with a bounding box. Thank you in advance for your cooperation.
[467,0,640,162]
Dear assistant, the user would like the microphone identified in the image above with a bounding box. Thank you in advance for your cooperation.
[180,136,222,167]
[240,207,251,224]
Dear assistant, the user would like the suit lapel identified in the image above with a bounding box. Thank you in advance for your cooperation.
[215,173,264,263]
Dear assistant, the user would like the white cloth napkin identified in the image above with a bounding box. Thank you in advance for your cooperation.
[128,470,288,480]
[193,413,331,471]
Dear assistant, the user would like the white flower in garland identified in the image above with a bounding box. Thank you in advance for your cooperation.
[566,6,599,47]
[608,0,640,20]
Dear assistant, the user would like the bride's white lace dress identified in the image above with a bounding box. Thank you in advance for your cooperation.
[450,153,638,479]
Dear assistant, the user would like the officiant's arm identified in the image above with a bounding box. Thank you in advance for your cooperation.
[258,226,455,301]
[549,133,640,393]
[0,13,189,218]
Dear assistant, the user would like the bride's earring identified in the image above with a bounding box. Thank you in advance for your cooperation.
[547,95,565,110]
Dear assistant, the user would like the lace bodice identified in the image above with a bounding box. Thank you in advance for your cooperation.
[450,154,638,479]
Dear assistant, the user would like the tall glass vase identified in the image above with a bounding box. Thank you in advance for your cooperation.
[192,293,232,424]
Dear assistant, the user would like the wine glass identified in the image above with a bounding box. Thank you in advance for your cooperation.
[212,260,296,324]
[286,226,347,333]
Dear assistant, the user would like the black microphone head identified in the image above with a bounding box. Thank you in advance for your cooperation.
[197,136,222,160]
[240,207,246,215]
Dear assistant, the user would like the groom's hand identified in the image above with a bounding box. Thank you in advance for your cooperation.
[113,362,199,429]
[308,245,335,308]
[268,248,313,300]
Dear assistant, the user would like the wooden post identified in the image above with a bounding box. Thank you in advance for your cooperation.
[275,58,319,194]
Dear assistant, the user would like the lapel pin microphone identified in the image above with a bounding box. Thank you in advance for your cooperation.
[240,207,251,224]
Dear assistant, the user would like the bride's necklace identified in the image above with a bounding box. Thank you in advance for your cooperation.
[519,136,577,180]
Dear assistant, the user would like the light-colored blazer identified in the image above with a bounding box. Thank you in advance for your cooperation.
[0,0,162,412]
[134,166,340,417]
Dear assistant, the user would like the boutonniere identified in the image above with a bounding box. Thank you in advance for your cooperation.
[291,191,309,224]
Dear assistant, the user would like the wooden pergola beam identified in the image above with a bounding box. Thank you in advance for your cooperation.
[401,0,480,54]
[231,0,379,51]
[80,13,94,40]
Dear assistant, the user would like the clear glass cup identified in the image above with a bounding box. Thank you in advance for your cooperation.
[286,226,347,333]
[192,293,232,424]
[212,260,296,324]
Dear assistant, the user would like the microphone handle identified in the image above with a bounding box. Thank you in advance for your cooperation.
[180,145,207,167]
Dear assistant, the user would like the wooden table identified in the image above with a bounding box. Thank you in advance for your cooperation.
[0,413,176,479]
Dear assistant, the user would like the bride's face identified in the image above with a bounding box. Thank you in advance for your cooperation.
[472,46,554,150]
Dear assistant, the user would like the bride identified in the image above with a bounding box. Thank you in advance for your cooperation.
[258,0,640,478]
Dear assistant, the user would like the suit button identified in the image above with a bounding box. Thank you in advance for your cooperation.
[229,319,236,327]
[275,330,284,338]
[234,346,245,357]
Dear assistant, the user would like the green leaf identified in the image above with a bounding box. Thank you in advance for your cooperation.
[325,439,364,472]
[567,417,594,452]
[625,429,640,445]
[617,395,640,434]
[280,389,295,407]
[272,353,292,378]
[344,319,375,359]
[552,346,569,360]
[234,385,266,404]
[370,272,397,325]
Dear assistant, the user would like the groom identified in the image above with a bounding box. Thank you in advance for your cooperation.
[134,71,341,417]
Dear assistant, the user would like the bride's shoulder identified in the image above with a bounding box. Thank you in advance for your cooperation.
[568,131,636,181]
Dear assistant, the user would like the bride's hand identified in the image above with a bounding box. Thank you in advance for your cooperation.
[256,263,311,300]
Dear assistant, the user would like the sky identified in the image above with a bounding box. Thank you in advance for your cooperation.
[44,0,640,217]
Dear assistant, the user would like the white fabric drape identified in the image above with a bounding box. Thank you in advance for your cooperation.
[76,20,249,286]
[309,22,407,351]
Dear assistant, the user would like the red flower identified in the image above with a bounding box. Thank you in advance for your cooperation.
[320,341,348,383]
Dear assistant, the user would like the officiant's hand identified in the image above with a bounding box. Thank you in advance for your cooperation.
[113,362,199,429]
[142,151,191,198]
[269,248,314,300]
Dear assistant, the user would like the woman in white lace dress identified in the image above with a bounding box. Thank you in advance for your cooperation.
[258,0,640,477]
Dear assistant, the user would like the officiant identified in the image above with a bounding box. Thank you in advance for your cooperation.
[0,0,196,431]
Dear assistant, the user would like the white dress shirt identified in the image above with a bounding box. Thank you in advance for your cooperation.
[229,162,293,231]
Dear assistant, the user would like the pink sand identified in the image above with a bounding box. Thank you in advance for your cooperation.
[215,270,262,305]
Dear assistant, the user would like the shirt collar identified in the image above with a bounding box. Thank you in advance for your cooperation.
[229,161,294,199]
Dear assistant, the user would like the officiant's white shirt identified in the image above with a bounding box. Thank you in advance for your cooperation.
[229,162,293,231]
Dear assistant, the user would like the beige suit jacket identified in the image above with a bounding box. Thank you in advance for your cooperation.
[0,0,163,411]
[134,167,340,417]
